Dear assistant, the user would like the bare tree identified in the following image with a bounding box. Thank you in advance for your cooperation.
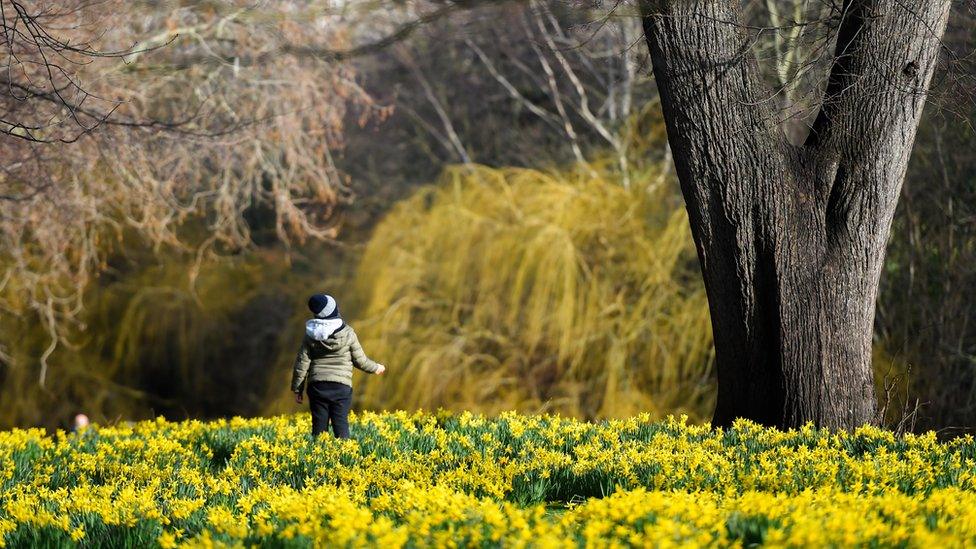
[0,0,385,384]
[875,8,976,432]
[640,0,953,428]
[370,1,661,180]
[1,0,137,142]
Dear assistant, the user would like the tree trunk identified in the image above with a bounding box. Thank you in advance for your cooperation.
[640,0,951,429]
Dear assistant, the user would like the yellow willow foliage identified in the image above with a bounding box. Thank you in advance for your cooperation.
[0,249,324,428]
[351,163,714,420]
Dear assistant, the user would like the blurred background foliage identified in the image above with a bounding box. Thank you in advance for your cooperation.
[351,160,713,420]
[0,0,973,432]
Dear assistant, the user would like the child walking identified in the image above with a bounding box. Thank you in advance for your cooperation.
[291,294,385,438]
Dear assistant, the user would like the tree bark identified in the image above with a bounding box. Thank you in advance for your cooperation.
[639,0,951,429]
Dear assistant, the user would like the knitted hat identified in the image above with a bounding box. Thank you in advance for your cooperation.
[307,294,339,319]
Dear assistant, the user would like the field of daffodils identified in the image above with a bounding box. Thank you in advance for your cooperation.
[2,411,975,547]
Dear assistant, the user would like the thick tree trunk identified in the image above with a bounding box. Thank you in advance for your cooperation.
[640,0,951,429]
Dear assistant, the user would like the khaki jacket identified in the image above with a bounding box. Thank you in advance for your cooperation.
[291,323,381,392]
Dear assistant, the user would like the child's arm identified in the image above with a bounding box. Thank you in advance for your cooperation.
[291,338,312,393]
[349,330,384,374]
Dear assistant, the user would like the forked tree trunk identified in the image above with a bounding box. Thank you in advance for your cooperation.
[640,0,951,429]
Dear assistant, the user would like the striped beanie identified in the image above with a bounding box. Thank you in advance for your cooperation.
[307,294,339,319]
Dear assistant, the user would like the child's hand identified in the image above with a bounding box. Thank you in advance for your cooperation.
[294,391,304,404]
[376,364,386,375]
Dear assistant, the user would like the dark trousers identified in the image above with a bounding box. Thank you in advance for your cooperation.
[307,381,352,438]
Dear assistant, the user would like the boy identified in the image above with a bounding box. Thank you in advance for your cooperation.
[291,294,386,438]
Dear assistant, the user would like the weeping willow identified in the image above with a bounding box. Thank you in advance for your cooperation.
[0,247,332,429]
[351,162,716,420]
